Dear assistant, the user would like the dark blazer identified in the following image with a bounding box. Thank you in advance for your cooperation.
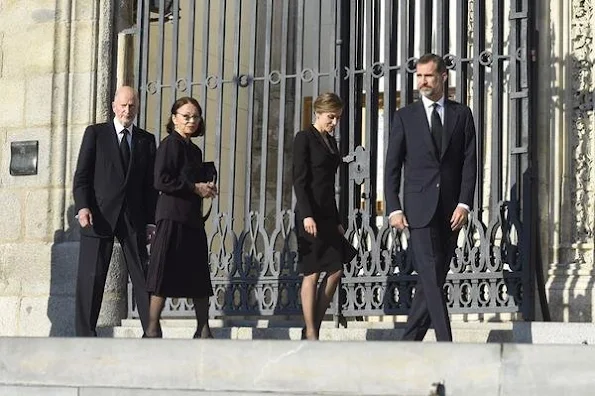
[153,132,206,229]
[293,125,341,223]
[384,99,477,228]
[73,122,157,237]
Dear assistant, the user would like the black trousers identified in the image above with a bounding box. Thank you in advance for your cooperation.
[401,207,457,342]
[75,211,150,337]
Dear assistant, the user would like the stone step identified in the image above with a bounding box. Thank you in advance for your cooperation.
[107,319,595,344]
[118,318,514,329]
[2,337,595,395]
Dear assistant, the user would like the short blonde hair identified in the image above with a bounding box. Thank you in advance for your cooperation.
[313,92,343,114]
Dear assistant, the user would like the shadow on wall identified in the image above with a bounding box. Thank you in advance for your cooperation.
[48,205,128,337]
[48,205,79,336]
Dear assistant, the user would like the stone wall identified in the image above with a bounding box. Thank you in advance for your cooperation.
[543,0,595,322]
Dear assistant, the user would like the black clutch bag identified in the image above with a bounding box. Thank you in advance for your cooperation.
[199,161,217,183]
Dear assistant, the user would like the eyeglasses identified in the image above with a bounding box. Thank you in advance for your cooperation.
[176,113,202,123]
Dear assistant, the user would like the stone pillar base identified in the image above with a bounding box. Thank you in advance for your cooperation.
[546,264,595,322]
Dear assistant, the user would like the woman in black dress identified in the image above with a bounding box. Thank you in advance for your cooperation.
[145,97,218,338]
[293,92,357,340]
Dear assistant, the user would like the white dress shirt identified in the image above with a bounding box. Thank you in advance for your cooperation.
[113,118,133,148]
[421,95,445,129]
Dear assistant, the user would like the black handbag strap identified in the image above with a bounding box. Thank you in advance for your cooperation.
[202,200,213,222]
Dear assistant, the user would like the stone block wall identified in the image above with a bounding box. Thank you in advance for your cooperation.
[0,0,123,336]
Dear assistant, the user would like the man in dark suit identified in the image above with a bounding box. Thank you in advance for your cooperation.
[73,86,157,337]
[384,54,477,342]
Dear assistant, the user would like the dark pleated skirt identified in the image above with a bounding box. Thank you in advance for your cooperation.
[146,219,214,298]
[297,216,358,276]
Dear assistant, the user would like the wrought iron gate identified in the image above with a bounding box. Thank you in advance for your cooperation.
[130,0,536,320]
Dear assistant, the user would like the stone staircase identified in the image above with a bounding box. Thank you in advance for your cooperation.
[108,318,595,344]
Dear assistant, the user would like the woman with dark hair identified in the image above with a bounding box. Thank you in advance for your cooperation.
[144,96,217,338]
[293,92,357,340]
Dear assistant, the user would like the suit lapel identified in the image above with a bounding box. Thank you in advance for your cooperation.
[309,125,337,156]
[441,101,458,159]
[328,133,339,154]
[413,101,437,157]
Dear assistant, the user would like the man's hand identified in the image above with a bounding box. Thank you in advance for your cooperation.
[389,212,409,231]
[303,217,317,237]
[77,208,93,228]
[450,206,469,231]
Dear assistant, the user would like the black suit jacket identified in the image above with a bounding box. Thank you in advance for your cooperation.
[384,99,477,228]
[293,125,341,223]
[73,122,158,237]
[153,132,207,229]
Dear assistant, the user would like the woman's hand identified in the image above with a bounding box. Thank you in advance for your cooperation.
[194,182,218,198]
[303,217,317,237]
[337,224,345,235]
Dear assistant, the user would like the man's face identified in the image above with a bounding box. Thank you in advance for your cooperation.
[416,61,447,101]
[112,89,138,127]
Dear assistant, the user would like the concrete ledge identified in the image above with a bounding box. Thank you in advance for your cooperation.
[113,320,595,344]
[1,385,76,396]
[1,337,595,395]
[0,386,300,396]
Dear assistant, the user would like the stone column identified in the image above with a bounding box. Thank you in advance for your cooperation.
[545,0,595,322]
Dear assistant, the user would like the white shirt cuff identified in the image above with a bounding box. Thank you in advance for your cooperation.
[389,205,468,219]
[457,203,470,212]
[388,210,403,220]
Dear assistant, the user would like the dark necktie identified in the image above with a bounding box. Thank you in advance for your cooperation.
[120,128,131,170]
[431,103,443,155]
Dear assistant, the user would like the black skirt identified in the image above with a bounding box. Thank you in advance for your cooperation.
[296,216,358,276]
[146,219,214,298]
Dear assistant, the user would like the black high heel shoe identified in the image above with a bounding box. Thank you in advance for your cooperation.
[142,327,163,338]
[142,333,162,338]
[300,327,306,340]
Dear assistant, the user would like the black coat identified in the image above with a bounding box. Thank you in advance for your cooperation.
[73,122,157,237]
[153,132,207,229]
[384,99,477,228]
[292,124,341,223]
